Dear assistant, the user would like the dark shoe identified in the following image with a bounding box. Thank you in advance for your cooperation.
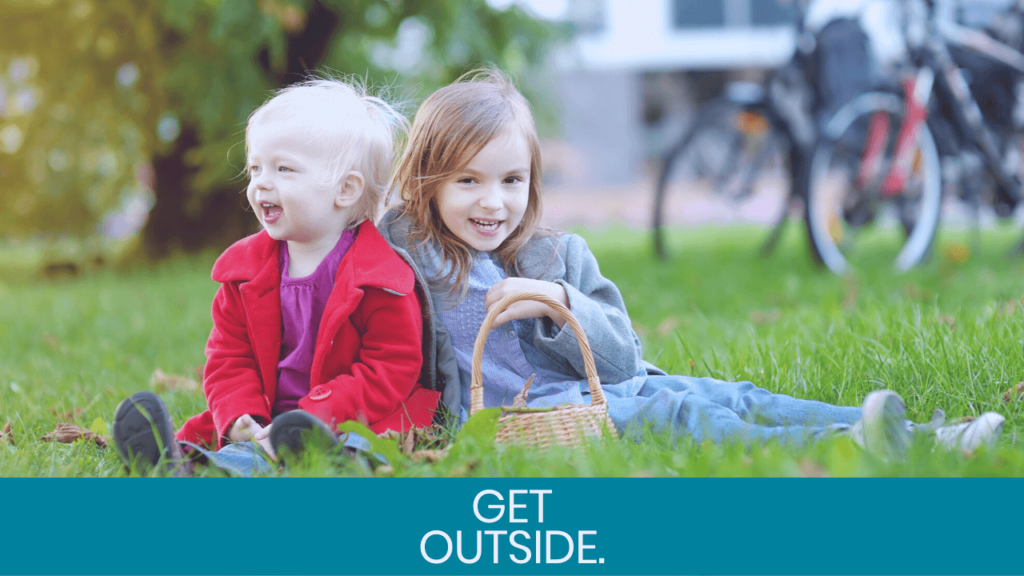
[112,391,186,475]
[270,410,339,458]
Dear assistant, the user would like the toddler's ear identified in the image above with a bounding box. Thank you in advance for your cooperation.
[335,171,365,209]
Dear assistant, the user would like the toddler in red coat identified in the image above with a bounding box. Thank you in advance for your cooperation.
[111,78,440,475]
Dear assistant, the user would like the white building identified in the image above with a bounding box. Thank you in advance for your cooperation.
[549,0,1013,187]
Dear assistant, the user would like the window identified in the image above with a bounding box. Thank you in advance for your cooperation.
[673,0,725,28]
[751,0,795,26]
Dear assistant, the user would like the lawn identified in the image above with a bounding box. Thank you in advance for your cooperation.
[2,223,1024,477]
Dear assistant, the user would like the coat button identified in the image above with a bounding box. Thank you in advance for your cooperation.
[309,386,332,401]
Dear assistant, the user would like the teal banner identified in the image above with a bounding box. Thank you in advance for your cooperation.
[1,478,1019,575]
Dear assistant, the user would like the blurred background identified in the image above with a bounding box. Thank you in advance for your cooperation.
[3,0,1024,276]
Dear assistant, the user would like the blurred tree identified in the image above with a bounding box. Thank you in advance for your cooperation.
[0,0,557,258]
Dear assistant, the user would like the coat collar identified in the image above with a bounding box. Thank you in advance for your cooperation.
[211,220,415,294]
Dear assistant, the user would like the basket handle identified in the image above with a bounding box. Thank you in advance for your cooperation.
[469,291,606,415]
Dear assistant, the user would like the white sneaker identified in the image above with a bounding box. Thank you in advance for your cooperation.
[850,390,912,461]
[935,412,1005,452]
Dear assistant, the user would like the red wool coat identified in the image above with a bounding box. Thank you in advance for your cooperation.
[176,220,439,450]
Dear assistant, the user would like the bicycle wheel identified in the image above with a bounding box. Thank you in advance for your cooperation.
[652,98,791,259]
[804,92,943,274]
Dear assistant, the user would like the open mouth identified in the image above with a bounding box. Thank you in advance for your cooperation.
[470,218,502,232]
[261,202,282,224]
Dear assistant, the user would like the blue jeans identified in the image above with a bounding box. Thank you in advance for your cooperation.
[180,441,275,477]
[181,433,381,477]
[605,375,862,447]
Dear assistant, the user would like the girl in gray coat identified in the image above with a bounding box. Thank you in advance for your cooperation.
[379,70,1004,460]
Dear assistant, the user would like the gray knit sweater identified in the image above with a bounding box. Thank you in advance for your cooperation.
[377,207,656,418]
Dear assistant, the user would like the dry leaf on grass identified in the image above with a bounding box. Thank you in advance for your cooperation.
[49,407,84,422]
[379,425,447,456]
[944,243,970,264]
[40,423,108,448]
[150,368,200,393]
[749,309,781,324]
[1,422,13,445]
[656,317,679,337]
[1003,382,1024,403]
[937,314,956,329]
[798,459,829,478]
[410,449,449,463]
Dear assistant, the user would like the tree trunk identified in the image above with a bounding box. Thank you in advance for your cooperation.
[142,1,341,258]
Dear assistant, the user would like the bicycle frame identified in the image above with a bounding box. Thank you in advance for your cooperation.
[857,68,934,198]
[856,5,1023,209]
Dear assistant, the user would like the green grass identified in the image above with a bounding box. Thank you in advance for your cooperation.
[2,223,1024,477]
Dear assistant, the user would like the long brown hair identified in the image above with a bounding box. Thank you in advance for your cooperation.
[387,69,547,296]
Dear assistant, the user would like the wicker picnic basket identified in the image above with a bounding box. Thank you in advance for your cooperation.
[469,292,618,449]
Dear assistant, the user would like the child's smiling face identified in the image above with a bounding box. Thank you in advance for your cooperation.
[437,130,531,253]
[245,119,346,249]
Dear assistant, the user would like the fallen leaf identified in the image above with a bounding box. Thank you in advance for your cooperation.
[49,407,84,422]
[403,430,415,455]
[656,316,679,336]
[1003,382,1024,403]
[149,368,200,393]
[380,425,448,455]
[798,459,829,478]
[944,243,970,264]
[42,333,59,350]
[39,423,108,448]
[688,359,695,371]
[410,449,449,463]
[749,309,781,324]
[937,314,956,329]
[1,422,13,445]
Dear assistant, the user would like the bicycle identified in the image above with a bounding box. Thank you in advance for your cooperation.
[651,5,873,260]
[803,0,1024,275]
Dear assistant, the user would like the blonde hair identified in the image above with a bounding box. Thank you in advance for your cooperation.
[247,76,408,227]
[388,69,547,294]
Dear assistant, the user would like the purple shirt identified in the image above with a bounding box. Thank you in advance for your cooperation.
[273,229,357,416]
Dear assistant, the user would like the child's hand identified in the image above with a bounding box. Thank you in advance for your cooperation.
[228,415,277,461]
[252,424,276,461]
[485,278,570,328]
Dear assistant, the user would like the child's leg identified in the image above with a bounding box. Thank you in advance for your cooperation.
[606,375,854,447]
[638,375,862,428]
[179,441,275,477]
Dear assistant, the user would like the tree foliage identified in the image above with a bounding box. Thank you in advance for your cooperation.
[0,0,557,257]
